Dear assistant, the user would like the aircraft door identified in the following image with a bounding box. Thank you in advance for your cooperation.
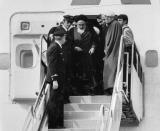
[9,12,64,101]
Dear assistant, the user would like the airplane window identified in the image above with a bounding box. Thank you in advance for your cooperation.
[16,44,35,68]
[20,50,33,68]
[71,0,101,5]
[121,0,151,4]
[145,50,158,67]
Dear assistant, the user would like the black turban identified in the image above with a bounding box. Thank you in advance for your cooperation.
[75,15,88,22]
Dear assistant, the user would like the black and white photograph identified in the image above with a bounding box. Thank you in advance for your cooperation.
[0,0,159,131]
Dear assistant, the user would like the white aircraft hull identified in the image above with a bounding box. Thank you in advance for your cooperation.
[0,0,160,130]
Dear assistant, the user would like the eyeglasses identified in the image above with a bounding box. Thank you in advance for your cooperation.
[105,16,113,19]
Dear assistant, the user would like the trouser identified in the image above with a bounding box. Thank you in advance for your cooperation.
[47,83,64,128]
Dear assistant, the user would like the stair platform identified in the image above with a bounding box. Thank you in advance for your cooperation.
[64,119,107,128]
[49,128,97,131]
[49,95,111,131]
[69,95,112,104]
[64,103,110,111]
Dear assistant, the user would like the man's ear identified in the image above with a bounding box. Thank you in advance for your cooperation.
[124,20,127,24]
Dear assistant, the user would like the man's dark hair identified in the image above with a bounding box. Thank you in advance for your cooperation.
[118,14,128,24]
[63,15,73,23]
[96,14,101,19]
[75,14,88,22]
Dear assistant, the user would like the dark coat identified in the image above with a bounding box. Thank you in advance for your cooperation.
[60,26,73,69]
[47,27,57,47]
[46,41,66,128]
[103,20,122,89]
[69,27,96,90]
[71,27,96,53]
[46,41,65,84]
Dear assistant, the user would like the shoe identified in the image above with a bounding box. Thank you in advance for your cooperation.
[64,98,70,104]
[56,126,65,129]
[104,88,113,96]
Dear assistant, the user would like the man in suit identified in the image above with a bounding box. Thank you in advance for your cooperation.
[46,27,67,129]
[94,14,108,94]
[60,15,74,95]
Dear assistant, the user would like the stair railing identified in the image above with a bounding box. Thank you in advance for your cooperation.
[96,105,109,131]
[105,35,124,131]
[22,35,49,131]
[95,35,125,131]
[100,35,130,131]
[22,76,50,131]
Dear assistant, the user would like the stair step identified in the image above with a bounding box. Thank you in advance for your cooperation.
[64,119,107,128]
[64,103,110,111]
[69,95,111,104]
[64,111,108,120]
[49,128,97,131]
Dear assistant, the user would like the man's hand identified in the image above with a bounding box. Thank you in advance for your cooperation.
[89,47,95,55]
[74,46,83,52]
[52,81,58,90]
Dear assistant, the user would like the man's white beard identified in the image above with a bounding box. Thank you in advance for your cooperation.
[77,28,85,34]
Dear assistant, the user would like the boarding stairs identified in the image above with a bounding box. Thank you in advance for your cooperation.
[49,95,112,131]
[22,35,144,131]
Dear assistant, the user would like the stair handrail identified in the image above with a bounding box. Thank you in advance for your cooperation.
[22,76,48,131]
[96,104,110,131]
[22,35,49,131]
[115,35,130,101]
[96,35,124,131]
[33,76,47,115]
[33,34,48,115]
[115,35,124,91]
[105,35,125,131]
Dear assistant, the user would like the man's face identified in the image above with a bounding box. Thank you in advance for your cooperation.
[101,15,106,25]
[105,16,114,24]
[49,34,54,42]
[55,35,66,45]
[97,18,103,25]
[117,18,124,26]
[61,35,66,44]
[77,20,86,30]
[63,20,72,29]
[72,21,77,27]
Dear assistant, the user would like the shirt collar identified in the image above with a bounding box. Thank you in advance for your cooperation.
[62,25,68,31]
[122,24,129,29]
[55,40,62,48]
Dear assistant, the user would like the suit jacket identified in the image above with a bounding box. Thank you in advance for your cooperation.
[60,25,73,65]
[46,41,65,84]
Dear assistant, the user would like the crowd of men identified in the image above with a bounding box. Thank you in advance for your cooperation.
[45,12,134,128]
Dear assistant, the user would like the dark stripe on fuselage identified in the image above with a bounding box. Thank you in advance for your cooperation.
[71,0,101,5]
[121,0,151,4]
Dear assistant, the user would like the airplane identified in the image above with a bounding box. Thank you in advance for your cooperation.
[0,0,160,131]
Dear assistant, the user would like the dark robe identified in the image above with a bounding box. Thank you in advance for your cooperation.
[71,27,96,94]
[93,24,108,94]
[103,20,122,90]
